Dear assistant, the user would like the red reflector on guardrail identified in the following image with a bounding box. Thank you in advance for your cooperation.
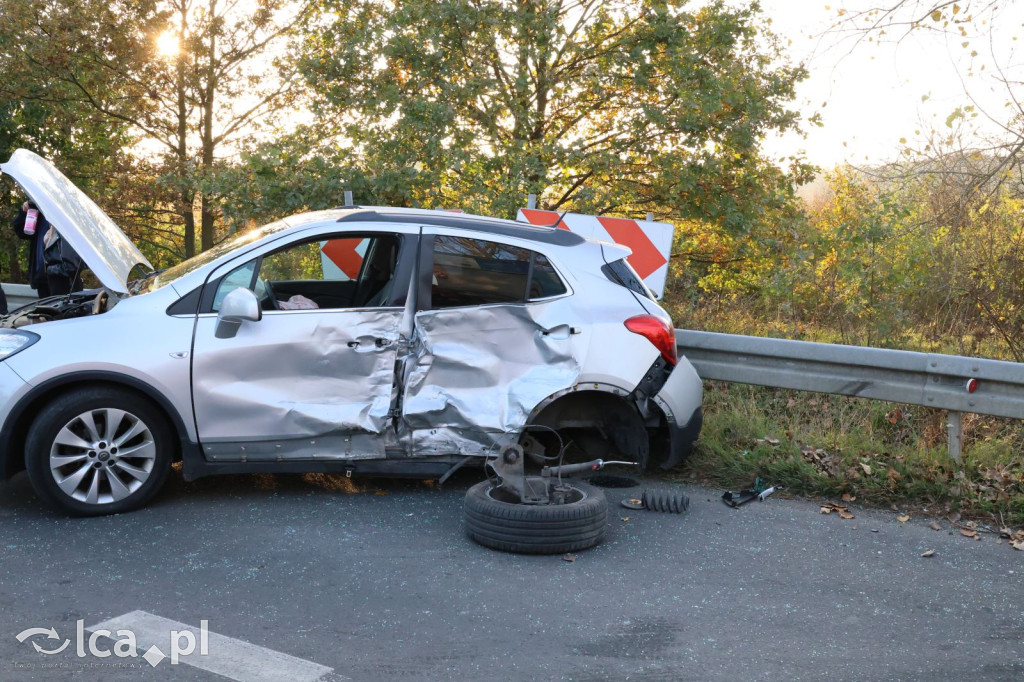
[966,378,978,393]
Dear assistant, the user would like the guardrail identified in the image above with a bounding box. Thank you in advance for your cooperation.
[676,329,1024,459]
[2,283,38,311]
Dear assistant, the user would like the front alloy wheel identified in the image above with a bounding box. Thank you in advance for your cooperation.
[26,387,173,516]
[49,408,157,505]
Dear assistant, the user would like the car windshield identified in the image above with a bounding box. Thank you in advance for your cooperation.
[140,219,292,293]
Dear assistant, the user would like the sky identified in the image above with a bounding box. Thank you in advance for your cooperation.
[756,0,1024,168]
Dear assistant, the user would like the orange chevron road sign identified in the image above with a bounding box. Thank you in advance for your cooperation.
[516,209,675,299]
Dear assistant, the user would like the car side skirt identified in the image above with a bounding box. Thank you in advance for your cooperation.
[181,453,473,481]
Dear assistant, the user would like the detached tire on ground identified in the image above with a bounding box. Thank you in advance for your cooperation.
[464,480,608,554]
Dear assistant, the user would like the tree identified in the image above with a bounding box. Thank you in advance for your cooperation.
[830,1,1024,202]
[0,0,311,257]
[207,126,352,231]
[0,50,137,281]
[302,0,814,232]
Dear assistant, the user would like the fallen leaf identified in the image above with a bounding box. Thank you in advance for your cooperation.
[949,512,961,522]
[887,467,902,483]
[374,490,389,496]
[820,506,833,515]
[562,554,577,562]
[1010,541,1023,551]
[959,529,977,538]
[921,550,935,557]
[841,492,855,503]
[930,522,942,531]
[764,436,780,446]
[839,511,855,520]
[621,516,630,522]
[897,515,910,523]
[860,463,873,476]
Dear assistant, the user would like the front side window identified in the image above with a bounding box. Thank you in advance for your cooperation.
[431,235,567,309]
[211,233,401,312]
[211,260,257,311]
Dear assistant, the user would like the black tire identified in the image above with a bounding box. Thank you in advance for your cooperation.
[464,480,608,554]
[25,387,174,516]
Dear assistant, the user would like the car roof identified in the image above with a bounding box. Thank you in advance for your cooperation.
[334,207,587,247]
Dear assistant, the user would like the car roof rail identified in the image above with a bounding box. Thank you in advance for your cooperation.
[335,208,586,246]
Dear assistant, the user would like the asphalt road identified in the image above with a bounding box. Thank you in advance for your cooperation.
[0,467,1021,682]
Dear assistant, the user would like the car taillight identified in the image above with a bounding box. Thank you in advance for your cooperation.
[624,315,677,366]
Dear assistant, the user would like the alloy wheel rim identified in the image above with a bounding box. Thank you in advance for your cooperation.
[48,408,156,505]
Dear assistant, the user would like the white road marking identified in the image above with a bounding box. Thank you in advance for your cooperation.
[88,610,340,682]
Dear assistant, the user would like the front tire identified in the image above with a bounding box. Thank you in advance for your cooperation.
[464,480,608,554]
[25,387,174,516]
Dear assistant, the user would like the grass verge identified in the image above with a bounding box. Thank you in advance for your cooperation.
[667,382,1024,527]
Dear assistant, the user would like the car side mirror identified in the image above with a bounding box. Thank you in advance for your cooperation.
[215,287,262,339]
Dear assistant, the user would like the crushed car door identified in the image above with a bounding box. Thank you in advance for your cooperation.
[191,230,414,461]
[400,229,584,456]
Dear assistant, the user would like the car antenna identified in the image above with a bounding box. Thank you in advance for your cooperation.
[548,209,569,228]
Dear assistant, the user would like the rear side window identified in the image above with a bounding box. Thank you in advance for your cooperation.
[431,236,567,308]
[602,258,652,300]
[529,254,567,299]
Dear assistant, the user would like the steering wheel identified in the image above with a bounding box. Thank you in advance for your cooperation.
[255,277,279,310]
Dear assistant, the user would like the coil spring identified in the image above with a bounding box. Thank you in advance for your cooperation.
[642,490,690,514]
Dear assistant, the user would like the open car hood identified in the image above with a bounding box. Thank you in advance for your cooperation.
[0,149,153,294]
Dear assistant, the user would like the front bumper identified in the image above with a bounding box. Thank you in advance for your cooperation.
[0,362,31,480]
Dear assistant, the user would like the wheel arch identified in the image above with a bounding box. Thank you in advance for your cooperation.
[524,384,656,469]
[0,371,193,481]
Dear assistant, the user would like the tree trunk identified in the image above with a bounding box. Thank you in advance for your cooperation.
[200,194,215,252]
[200,0,217,253]
[176,0,194,258]
[181,190,196,258]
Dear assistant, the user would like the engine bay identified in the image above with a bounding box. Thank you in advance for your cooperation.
[1,289,118,329]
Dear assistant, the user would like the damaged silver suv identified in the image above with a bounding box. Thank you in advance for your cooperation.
[0,149,702,517]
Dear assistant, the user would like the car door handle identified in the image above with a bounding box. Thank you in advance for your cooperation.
[541,325,581,336]
[348,337,393,350]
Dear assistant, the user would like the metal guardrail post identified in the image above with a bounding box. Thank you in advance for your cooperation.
[344,190,353,206]
[947,411,963,461]
[527,194,537,209]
